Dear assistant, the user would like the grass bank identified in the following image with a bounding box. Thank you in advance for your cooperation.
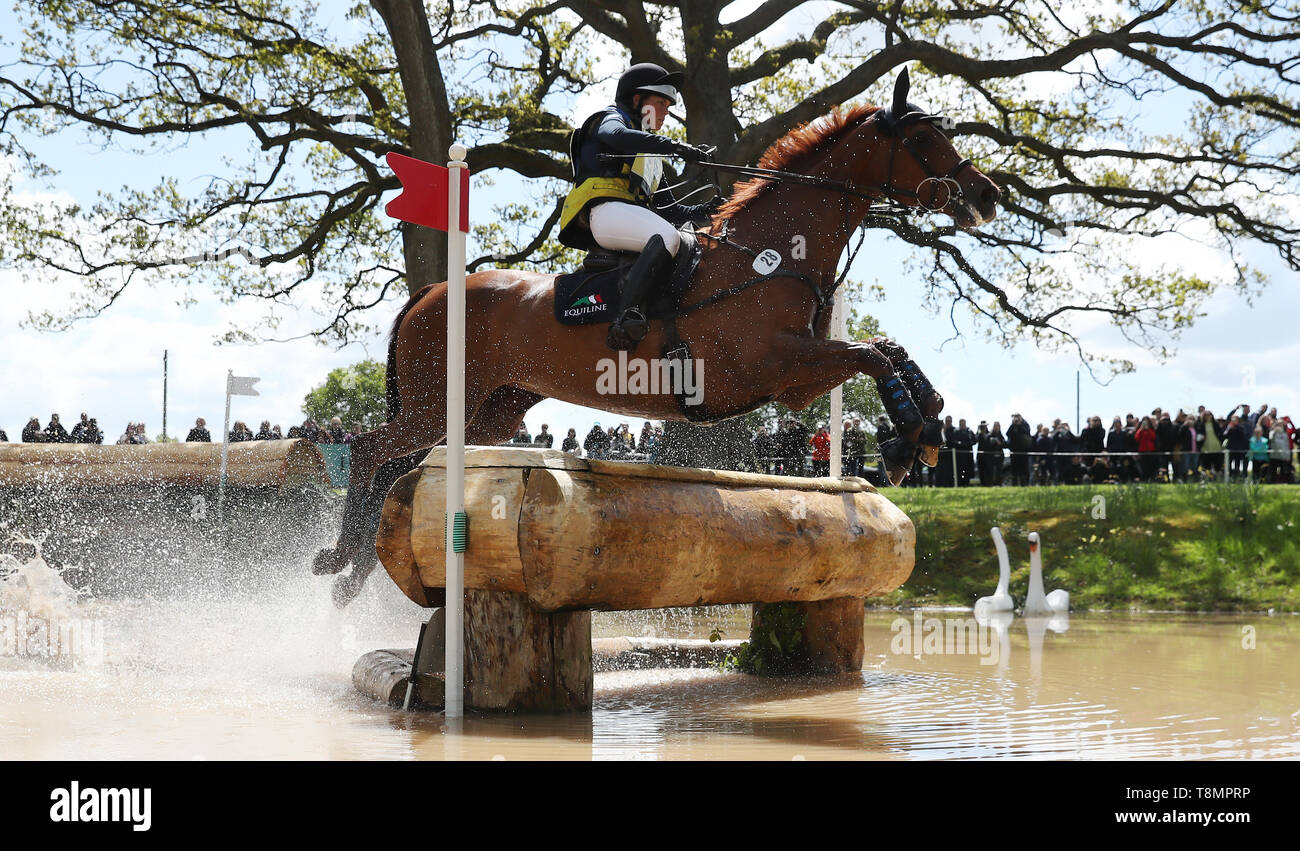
[871,484,1300,612]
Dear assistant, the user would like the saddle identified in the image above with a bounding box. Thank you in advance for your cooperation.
[553,228,701,326]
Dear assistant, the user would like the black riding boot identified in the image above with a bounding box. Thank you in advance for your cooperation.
[607,234,673,352]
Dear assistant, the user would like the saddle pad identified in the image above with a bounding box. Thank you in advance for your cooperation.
[554,267,620,325]
[553,230,700,327]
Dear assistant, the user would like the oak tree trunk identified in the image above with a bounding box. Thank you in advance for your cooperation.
[371,0,452,292]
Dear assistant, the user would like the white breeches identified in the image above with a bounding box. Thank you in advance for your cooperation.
[588,201,681,257]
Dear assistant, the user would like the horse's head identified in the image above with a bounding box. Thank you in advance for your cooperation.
[860,68,1001,228]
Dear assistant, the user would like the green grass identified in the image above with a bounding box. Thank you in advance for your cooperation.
[871,484,1300,612]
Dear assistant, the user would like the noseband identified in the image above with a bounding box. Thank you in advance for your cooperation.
[879,112,974,213]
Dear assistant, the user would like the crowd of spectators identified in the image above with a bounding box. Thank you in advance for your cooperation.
[503,421,666,462]
[193,415,363,444]
[5,413,107,444]
[502,401,1298,488]
[4,413,365,447]
[807,403,1297,487]
[10,401,1297,488]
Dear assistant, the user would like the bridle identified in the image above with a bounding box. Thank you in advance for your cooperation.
[680,110,976,215]
[595,110,981,331]
[600,110,976,214]
[877,111,974,214]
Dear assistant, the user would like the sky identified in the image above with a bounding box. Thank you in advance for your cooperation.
[2,2,1296,444]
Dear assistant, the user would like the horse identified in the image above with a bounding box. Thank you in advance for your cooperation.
[315,69,1001,606]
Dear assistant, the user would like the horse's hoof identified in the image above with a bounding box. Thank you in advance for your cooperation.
[917,444,941,468]
[312,547,346,576]
[332,572,364,609]
[880,438,919,486]
[916,418,944,468]
[919,390,944,419]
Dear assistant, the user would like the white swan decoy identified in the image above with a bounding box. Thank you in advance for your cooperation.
[974,527,1014,613]
[1023,531,1069,615]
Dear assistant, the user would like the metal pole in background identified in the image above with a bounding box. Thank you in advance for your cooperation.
[1076,370,1080,434]
[218,370,232,525]
[216,372,259,525]
[445,143,469,720]
[829,291,843,479]
[162,350,169,442]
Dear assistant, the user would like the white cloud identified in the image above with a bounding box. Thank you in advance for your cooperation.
[0,265,387,440]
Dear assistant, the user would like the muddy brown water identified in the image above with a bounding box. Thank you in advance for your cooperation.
[1,555,1297,760]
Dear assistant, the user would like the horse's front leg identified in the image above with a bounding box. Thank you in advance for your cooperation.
[772,337,916,432]
[867,337,944,418]
[771,336,937,485]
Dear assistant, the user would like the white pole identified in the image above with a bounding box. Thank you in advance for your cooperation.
[218,370,232,525]
[829,291,843,479]
[445,144,468,719]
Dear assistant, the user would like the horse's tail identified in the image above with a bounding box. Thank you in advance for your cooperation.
[385,283,435,420]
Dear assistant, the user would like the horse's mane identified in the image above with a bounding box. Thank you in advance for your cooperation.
[716,103,880,220]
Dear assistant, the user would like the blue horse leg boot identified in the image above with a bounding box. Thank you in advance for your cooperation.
[875,373,923,443]
[873,338,944,418]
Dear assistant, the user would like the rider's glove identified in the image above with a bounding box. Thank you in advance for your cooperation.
[673,142,710,164]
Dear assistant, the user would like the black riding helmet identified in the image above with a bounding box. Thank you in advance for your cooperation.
[615,62,684,111]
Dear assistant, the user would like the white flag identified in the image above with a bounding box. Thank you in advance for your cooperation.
[228,375,260,396]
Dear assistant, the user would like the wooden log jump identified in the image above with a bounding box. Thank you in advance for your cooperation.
[370,447,915,712]
[0,440,334,595]
[0,440,328,489]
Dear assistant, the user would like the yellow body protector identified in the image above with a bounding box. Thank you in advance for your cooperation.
[558,108,664,250]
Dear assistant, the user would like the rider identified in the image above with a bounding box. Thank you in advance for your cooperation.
[559,63,719,350]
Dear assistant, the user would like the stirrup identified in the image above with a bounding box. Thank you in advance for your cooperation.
[875,374,923,439]
[620,308,648,340]
[605,309,647,351]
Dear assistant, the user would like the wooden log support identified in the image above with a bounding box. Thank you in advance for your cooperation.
[375,468,431,607]
[752,598,866,674]
[352,649,415,706]
[463,590,592,711]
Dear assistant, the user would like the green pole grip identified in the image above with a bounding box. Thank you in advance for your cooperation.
[446,511,469,554]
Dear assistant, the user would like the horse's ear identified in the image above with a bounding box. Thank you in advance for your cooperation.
[891,67,910,117]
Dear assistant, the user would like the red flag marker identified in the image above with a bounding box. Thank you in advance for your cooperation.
[385,151,470,233]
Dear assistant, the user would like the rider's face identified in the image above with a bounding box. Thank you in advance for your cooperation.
[635,94,672,131]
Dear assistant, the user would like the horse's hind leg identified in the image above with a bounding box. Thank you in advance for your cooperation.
[328,450,425,608]
[309,420,421,579]
[325,384,535,608]
[466,386,545,445]
[335,389,543,608]
[314,394,452,597]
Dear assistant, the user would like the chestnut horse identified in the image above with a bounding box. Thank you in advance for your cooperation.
[316,70,1000,606]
